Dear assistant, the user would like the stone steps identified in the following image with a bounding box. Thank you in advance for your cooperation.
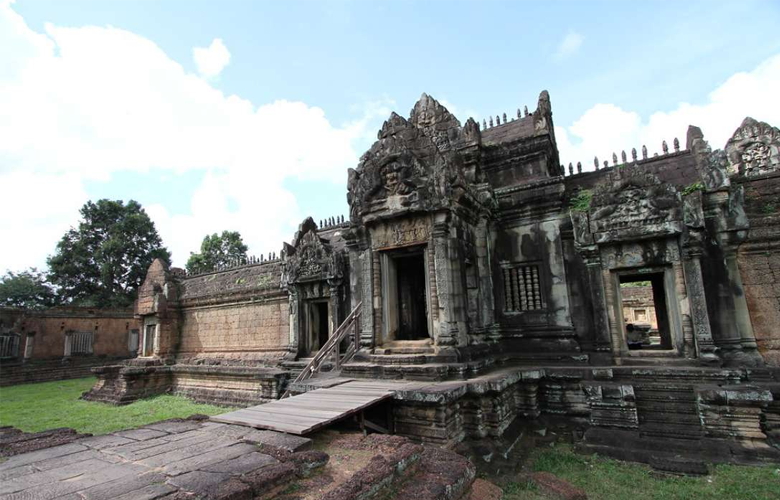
[634,385,704,439]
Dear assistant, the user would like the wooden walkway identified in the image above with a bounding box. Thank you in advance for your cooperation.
[211,380,406,435]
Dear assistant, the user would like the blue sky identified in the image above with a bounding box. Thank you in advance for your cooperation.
[2,0,780,271]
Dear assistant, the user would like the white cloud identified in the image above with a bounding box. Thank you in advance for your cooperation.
[0,171,89,272]
[0,2,389,270]
[193,37,231,79]
[555,31,583,60]
[556,53,780,171]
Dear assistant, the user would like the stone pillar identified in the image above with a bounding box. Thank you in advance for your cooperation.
[672,260,696,357]
[287,289,300,359]
[432,217,457,347]
[602,266,623,362]
[582,248,613,360]
[358,248,374,349]
[681,247,719,363]
[724,249,760,352]
[328,281,342,335]
[475,218,496,329]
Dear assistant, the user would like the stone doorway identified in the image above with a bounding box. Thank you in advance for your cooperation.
[141,323,156,357]
[305,300,330,355]
[381,246,431,344]
[396,253,429,340]
[617,272,674,352]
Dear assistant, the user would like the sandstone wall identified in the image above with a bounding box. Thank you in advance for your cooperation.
[2,307,138,360]
[736,171,780,366]
[177,298,290,362]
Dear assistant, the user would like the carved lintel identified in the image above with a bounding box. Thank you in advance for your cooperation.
[587,165,683,244]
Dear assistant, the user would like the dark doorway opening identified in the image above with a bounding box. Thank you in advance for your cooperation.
[306,301,330,354]
[619,273,672,350]
[395,253,429,340]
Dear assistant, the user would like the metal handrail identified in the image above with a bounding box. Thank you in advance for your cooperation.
[282,301,362,398]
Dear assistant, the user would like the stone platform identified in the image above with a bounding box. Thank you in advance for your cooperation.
[0,419,316,500]
[82,358,289,407]
[299,363,780,466]
[0,420,479,500]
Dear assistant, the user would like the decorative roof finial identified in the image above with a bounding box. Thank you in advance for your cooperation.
[524,106,529,117]
[631,148,637,162]
[496,115,500,125]
[517,108,521,119]
[613,153,618,165]
[483,119,487,130]
[673,137,680,152]
[662,140,669,154]
[594,157,599,170]
[568,162,574,176]
[577,162,582,174]
[603,160,608,169]
[489,117,493,127]
[642,145,648,159]
[502,113,507,124]
[621,150,627,164]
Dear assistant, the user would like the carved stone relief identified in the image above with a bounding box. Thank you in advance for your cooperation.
[347,94,493,223]
[371,216,431,250]
[282,217,344,286]
[726,117,780,177]
[588,165,683,244]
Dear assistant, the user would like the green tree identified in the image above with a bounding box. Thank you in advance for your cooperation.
[186,231,248,274]
[0,268,57,309]
[47,199,171,307]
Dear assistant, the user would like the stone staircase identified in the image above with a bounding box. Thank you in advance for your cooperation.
[635,384,704,440]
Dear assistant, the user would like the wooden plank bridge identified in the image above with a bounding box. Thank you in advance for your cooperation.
[211,379,410,435]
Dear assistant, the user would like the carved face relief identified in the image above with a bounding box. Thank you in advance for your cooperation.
[726,117,780,177]
[741,142,771,175]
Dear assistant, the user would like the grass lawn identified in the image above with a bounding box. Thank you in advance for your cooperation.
[0,377,234,435]
[503,443,780,500]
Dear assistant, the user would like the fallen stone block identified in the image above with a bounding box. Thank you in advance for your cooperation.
[528,472,587,500]
[242,462,297,498]
[467,478,503,500]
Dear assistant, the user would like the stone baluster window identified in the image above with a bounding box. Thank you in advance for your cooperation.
[502,264,545,312]
[0,334,20,358]
[70,331,94,355]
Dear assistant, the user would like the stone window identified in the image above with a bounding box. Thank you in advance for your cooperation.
[0,334,20,359]
[502,264,545,312]
[24,334,34,359]
[69,331,94,355]
[128,329,140,354]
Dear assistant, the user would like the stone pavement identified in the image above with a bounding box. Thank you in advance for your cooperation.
[0,419,314,499]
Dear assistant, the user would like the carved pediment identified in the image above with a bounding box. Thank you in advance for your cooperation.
[282,217,343,285]
[726,117,780,177]
[588,166,682,243]
[347,93,491,223]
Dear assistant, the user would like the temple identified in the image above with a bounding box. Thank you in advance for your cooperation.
[81,92,780,464]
